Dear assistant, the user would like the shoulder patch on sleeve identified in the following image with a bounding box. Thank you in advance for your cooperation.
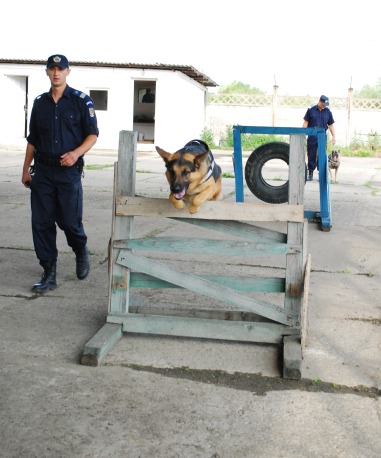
[72,89,87,99]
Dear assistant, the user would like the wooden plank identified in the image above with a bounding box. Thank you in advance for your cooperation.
[115,196,304,222]
[107,313,299,344]
[81,323,123,366]
[108,131,137,314]
[301,254,311,350]
[283,335,302,380]
[128,305,278,322]
[130,272,285,292]
[172,218,287,243]
[285,135,306,316]
[238,126,325,136]
[114,237,299,256]
[116,251,298,325]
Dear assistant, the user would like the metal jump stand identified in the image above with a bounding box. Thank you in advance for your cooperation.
[233,125,332,231]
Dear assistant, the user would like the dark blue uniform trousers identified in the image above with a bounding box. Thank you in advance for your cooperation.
[30,163,87,262]
[306,137,318,172]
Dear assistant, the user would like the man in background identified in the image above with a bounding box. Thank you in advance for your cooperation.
[303,95,336,181]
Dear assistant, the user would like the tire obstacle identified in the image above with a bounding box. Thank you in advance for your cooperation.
[233,125,332,231]
[244,141,307,204]
[81,130,311,379]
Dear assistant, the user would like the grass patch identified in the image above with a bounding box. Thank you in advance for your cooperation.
[85,164,114,170]
[364,181,379,196]
[136,169,160,174]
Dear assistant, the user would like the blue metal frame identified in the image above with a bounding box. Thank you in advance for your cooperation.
[232,125,332,230]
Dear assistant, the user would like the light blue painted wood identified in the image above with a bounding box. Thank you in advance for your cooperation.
[117,251,298,325]
[130,272,285,292]
[107,313,299,344]
[285,135,305,317]
[109,131,137,314]
[84,128,309,374]
[119,236,296,256]
[171,218,288,243]
[81,323,123,366]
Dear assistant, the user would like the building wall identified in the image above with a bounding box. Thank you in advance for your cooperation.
[154,71,206,151]
[2,62,380,151]
[0,63,207,150]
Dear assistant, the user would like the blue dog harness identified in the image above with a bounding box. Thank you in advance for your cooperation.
[181,140,220,183]
[200,152,218,183]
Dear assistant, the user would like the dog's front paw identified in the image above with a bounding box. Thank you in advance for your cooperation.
[188,204,200,214]
[169,194,186,210]
[172,200,186,210]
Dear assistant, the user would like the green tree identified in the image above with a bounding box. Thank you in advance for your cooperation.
[354,77,381,98]
[218,81,265,94]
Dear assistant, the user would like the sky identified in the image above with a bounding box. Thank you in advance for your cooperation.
[2,0,380,97]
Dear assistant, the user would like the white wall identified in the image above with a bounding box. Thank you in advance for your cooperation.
[154,71,206,151]
[0,63,207,151]
[206,103,381,148]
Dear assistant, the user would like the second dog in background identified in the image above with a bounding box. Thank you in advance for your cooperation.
[328,150,341,183]
[156,139,222,214]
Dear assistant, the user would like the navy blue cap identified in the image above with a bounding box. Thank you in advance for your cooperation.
[319,95,329,106]
[46,54,69,69]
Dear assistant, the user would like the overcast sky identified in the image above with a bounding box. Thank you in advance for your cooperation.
[2,0,380,96]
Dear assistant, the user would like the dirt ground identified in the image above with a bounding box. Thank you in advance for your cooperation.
[1,144,380,458]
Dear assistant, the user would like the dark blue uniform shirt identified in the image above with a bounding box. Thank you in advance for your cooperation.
[304,104,334,130]
[27,84,99,156]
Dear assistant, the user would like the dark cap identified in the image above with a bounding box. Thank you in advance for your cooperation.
[319,95,329,106]
[46,54,69,69]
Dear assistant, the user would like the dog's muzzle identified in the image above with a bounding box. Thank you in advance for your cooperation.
[173,188,186,200]
[171,184,187,200]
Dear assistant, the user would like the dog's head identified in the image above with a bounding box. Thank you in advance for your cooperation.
[330,150,340,162]
[156,146,210,200]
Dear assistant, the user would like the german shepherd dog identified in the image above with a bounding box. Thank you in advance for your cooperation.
[328,150,340,183]
[156,139,222,214]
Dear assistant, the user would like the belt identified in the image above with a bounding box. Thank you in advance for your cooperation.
[34,151,85,175]
[35,152,62,167]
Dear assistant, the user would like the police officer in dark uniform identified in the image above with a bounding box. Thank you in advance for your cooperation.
[302,95,336,181]
[22,54,99,293]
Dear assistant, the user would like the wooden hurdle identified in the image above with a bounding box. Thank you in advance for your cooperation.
[81,130,310,379]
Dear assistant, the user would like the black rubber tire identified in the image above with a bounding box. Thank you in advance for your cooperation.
[244,142,306,204]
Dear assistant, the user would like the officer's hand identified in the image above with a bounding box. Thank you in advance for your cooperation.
[60,151,78,167]
[22,172,32,188]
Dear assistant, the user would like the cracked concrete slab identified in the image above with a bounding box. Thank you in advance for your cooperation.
[0,145,380,458]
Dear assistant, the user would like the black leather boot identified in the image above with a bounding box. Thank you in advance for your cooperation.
[75,246,90,280]
[32,261,57,293]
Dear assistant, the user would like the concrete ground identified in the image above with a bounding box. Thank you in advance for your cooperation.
[0,142,380,458]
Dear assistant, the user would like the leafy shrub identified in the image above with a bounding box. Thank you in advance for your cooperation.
[368,130,380,151]
[200,127,216,148]
[220,125,288,151]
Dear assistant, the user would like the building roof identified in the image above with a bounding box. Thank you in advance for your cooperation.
[0,58,218,88]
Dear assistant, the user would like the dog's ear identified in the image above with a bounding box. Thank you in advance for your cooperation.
[194,151,209,167]
[156,146,173,163]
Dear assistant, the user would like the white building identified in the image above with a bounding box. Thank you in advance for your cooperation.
[0,59,218,151]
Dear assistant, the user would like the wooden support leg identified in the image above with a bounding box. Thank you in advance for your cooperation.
[283,335,302,380]
[81,323,123,366]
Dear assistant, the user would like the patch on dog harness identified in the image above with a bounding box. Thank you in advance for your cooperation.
[200,152,218,183]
